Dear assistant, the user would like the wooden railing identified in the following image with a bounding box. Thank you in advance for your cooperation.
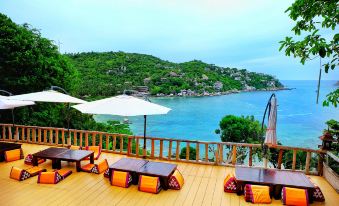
[0,123,326,175]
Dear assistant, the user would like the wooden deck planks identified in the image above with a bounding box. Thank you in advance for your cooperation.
[0,143,338,206]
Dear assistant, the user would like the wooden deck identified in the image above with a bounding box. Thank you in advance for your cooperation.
[0,143,338,206]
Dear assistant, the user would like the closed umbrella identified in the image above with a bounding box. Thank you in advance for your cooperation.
[264,95,277,145]
[72,95,171,156]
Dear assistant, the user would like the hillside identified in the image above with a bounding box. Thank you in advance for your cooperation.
[66,52,284,98]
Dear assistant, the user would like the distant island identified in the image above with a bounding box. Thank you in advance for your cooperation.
[67,52,284,98]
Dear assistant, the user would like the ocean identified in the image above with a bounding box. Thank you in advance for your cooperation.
[96,80,338,149]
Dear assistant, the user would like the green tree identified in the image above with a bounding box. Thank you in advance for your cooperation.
[179,146,196,160]
[215,115,263,143]
[279,0,338,107]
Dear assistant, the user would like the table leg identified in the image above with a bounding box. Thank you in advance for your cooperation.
[132,172,139,185]
[308,188,314,203]
[161,177,169,190]
[273,185,282,200]
[90,153,94,164]
[76,161,81,172]
[236,181,244,195]
[32,156,38,166]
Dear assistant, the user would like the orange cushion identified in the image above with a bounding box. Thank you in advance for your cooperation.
[26,166,46,176]
[138,175,161,194]
[86,146,101,160]
[224,173,237,193]
[169,169,184,190]
[81,163,95,172]
[38,172,63,184]
[244,184,271,204]
[56,169,72,178]
[5,149,22,162]
[111,170,132,188]
[9,167,27,181]
[97,159,108,174]
[282,187,309,206]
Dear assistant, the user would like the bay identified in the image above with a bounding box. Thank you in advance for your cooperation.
[95,80,338,149]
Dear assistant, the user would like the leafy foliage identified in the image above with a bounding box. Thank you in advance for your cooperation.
[279,0,338,107]
[179,146,196,160]
[215,115,264,143]
[66,53,283,98]
[0,13,132,136]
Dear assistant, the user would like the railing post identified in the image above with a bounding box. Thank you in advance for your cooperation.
[92,132,96,146]
[113,135,117,151]
[55,129,59,145]
[1,126,5,140]
[249,147,253,167]
[219,144,223,164]
[105,134,109,150]
[176,140,180,161]
[186,142,190,160]
[277,149,283,169]
[317,153,324,176]
[196,142,200,162]
[120,135,123,154]
[80,132,83,147]
[49,129,53,144]
[232,145,237,165]
[32,128,36,143]
[85,132,89,147]
[151,139,155,158]
[168,140,173,160]
[205,143,209,162]
[73,130,77,146]
[292,149,297,170]
[8,126,12,140]
[38,128,42,143]
[43,129,47,143]
[14,126,19,141]
[305,152,311,174]
[127,136,132,156]
[99,133,103,149]
[135,137,139,157]
[160,140,164,159]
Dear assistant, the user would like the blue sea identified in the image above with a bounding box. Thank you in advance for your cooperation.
[96,81,338,149]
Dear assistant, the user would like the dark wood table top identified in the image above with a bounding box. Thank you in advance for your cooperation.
[33,147,68,159]
[55,149,93,161]
[109,158,149,172]
[235,167,315,189]
[0,142,22,152]
[138,161,177,177]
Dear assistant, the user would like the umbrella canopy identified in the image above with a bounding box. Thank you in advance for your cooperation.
[0,95,35,109]
[72,95,171,156]
[264,95,277,145]
[72,95,170,116]
[9,90,87,104]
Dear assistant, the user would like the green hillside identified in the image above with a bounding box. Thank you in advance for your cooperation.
[66,52,284,98]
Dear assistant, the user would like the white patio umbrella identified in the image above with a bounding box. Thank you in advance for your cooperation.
[9,90,86,104]
[72,95,171,155]
[9,89,87,144]
[0,95,35,125]
[0,95,35,110]
[264,95,277,145]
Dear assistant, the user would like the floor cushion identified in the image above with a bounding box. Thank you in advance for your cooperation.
[282,187,309,206]
[10,166,46,181]
[138,175,162,194]
[244,184,271,204]
[5,148,24,162]
[223,173,238,193]
[168,169,184,190]
[24,154,46,165]
[85,146,101,160]
[81,159,108,174]
[307,177,325,202]
[38,171,63,184]
[55,168,72,179]
[104,169,110,178]
[111,170,132,188]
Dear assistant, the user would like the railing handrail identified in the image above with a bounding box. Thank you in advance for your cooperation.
[0,123,327,176]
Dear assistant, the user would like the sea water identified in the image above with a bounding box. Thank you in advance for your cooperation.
[96,80,338,149]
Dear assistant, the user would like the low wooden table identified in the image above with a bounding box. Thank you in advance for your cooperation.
[32,147,94,171]
[138,161,177,190]
[0,142,22,162]
[109,158,148,184]
[235,167,316,201]
[109,158,177,189]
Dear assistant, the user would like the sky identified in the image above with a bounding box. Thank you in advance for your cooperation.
[0,0,338,80]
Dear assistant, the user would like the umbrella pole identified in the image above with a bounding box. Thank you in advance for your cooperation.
[143,115,147,158]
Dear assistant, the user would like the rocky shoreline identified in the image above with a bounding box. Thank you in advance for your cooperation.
[151,87,291,98]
